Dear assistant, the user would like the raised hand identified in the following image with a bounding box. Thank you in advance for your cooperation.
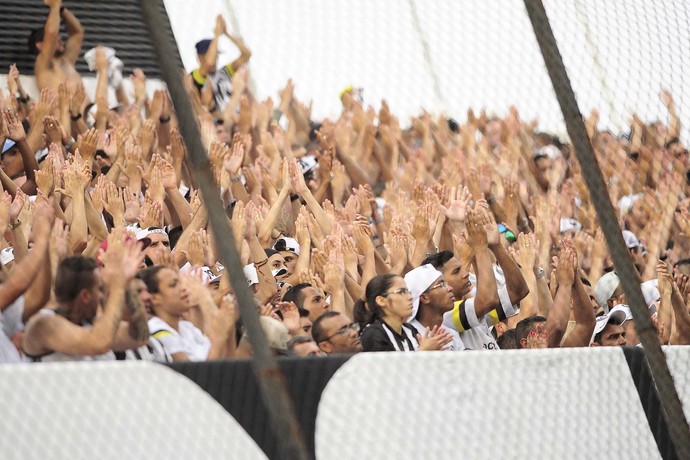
[101,229,144,286]
[440,186,471,222]
[223,137,245,177]
[5,110,26,141]
[77,128,98,162]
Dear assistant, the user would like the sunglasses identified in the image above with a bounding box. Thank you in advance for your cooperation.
[497,224,517,243]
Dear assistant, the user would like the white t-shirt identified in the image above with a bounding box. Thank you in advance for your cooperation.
[0,296,25,364]
[408,318,465,351]
[148,316,210,362]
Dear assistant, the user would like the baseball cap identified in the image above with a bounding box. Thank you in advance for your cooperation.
[640,279,660,310]
[404,264,443,321]
[560,218,583,234]
[297,155,318,176]
[590,308,627,345]
[0,247,14,266]
[136,227,168,248]
[622,230,641,249]
[195,39,212,55]
[2,139,16,155]
[594,271,621,312]
[533,144,562,161]
[243,263,259,286]
[273,236,300,255]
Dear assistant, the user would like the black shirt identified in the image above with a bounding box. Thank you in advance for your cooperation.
[361,319,420,352]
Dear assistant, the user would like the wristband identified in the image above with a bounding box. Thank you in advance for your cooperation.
[159,115,171,124]
[230,175,243,183]
[70,112,82,121]
[535,267,545,280]
[64,138,76,150]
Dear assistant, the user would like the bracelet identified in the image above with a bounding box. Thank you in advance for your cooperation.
[159,115,171,124]
[9,219,21,230]
[17,95,30,104]
[70,112,82,121]
[535,267,545,280]
[230,175,242,183]
[64,138,76,150]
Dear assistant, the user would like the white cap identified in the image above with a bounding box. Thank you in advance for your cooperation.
[404,264,443,321]
[136,227,167,242]
[297,155,318,175]
[273,236,300,255]
[590,308,627,345]
[622,230,641,249]
[560,218,583,234]
[618,194,641,216]
[533,145,562,160]
[640,279,660,311]
[594,272,621,312]
[243,264,259,286]
[0,247,14,266]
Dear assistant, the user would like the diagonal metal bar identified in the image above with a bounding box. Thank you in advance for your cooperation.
[137,1,309,458]
[523,1,690,458]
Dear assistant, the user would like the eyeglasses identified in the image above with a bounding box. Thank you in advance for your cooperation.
[382,287,410,297]
[318,322,361,342]
[427,280,448,291]
[497,223,517,243]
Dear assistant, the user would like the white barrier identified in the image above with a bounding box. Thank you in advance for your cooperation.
[0,361,266,460]
[316,348,661,460]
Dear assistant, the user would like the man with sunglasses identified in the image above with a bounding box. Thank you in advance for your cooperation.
[312,311,362,355]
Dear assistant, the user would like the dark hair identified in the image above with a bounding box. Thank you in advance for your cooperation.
[664,137,681,149]
[497,329,518,349]
[28,27,45,55]
[421,250,454,270]
[282,283,311,308]
[312,311,342,344]
[264,248,279,259]
[514,315,546,349]
[136,265,170,294]
[353,274,398,326]
[54,256,98,303]
[287,335,315,352]
[167,225,184,250]
[674,258,690,268]
[298,307,310,318]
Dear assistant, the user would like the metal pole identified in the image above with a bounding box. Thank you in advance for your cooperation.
[523,1,690,458]
[137,2,309,458]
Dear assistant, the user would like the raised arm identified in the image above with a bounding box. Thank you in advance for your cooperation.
[546,245,575,348]
[466,207,499,317]
[35,0,62,74]
[0,198,53,311]
[219,16,252,72]
[60,4,84,64]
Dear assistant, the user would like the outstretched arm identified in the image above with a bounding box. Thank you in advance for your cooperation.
[60,5,84,64]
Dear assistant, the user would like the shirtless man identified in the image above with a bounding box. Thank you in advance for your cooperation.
[28,0,85,94]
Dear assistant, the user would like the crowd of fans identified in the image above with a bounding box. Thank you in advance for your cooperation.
[2,1,690,364]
